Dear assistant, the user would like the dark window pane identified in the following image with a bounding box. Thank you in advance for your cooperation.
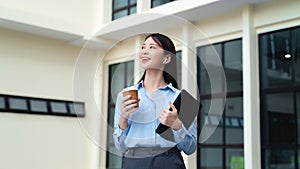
[226,149,244,169]
[297,93,300,144]
[110,63,125,104]
[152,0,173,7]
[107,149,122,168]
[8,98,28,111]
[68,103,85,116]
[200,99,223,145]
[293,28,300,85]
[113,9,128,20]
[30,100,48,113]
[200,148,222,169]
[176,51,182,88]
[130,0,136,5]
[265,149,295,169]
[0,97,5,109]
[107,61,134,169]
[266,92,296,145]
[198,44,222,95]
[130,6,136,14]
[224,40,243,92]
[126,61,135,87]
[225,97,243,144]
[50,102,67,113]
[260,31,293,88]
[113,0,128,9]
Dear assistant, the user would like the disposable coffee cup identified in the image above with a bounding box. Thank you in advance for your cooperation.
[122,87,139,108]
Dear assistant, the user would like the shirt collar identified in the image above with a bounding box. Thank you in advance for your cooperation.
[136,81,176,93]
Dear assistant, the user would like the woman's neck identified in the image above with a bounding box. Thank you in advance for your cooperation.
[143,69,167,94]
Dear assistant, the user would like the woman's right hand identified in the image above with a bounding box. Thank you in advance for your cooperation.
[119,95,139,130]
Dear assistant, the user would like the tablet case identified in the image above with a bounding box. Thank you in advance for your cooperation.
[155,89,202,141]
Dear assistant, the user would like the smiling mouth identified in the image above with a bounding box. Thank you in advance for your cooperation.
[141,57,151,61]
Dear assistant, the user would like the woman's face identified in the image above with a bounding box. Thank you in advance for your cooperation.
[139,37,166,70]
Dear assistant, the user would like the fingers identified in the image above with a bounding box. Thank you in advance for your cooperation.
[121,95,138,119]
[169,101,177,112]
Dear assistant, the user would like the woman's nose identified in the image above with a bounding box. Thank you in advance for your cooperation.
[141,49,149,55]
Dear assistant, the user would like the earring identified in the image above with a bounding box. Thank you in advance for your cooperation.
[163,58,167,64]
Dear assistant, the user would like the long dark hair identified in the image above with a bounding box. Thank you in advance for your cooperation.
[138,33,179,89]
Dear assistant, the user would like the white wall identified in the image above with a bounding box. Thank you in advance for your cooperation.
[0,27,100,169]
[0,0,102,36]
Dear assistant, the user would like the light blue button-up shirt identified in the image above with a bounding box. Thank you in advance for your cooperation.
[113,82,197,155]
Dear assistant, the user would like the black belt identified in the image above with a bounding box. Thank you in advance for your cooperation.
[125,146,180,158]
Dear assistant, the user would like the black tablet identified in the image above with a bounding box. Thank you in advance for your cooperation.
[155,89,202,140]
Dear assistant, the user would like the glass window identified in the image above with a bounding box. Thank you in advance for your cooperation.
[30,100,48,113]
[50,102,67,114]
[266,92,296,145]
[176,50,182,88]
[112,0,137,20]
[151,0,174,8]
[265,149,294,169]
[260,30,294,88]
[201,99,223,145]
[107,61,134,169]
[297,93,300,145]
[68,102,85,116]
[225,97,243,144]
[200,148,223,169]
[8,98,28,111]
[224,40,243,92]
[226,148,244,169]
[197,39,243,169]
[0,96,5,109]
[259,26,300,169]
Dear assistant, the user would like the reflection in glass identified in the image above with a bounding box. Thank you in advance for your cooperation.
[152,0,173,7]
[265,149,294,169]
[198,44,221,95]
[200,100,223,145]
[110,63,125,104]
[226,149,244,169]
[113,0,127,9]
[260,30,293,88]
[200,148,222,169]
[224,40,243,92]
[266,92,296,145]
[30,100,47,113]
[297,93,300,145]
[176,51,182,88]
[225,97,243,144]
[8,98,28,111]
[113,10,128,20]
[107,61,134,169]
[68,103,85,116]
[0,97,5,109]
[50,102,67,113]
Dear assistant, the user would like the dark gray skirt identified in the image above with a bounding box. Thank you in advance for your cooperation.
[122,147,186,169]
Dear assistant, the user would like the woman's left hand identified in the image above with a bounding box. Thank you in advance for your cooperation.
[159,101,182,131]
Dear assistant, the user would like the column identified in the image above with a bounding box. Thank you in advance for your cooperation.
[242,5,261,169]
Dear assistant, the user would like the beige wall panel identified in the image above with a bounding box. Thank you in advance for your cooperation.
[0,28,99,169]
[193,9,243,44]
[254,0,300,31]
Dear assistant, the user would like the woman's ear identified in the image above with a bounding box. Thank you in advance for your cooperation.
[163,55,171,64]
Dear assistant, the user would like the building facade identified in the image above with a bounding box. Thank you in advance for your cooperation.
[0,0,300,169]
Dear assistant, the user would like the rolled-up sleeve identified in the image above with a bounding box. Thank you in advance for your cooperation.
[173,119,197,155]
[113,93,130,153]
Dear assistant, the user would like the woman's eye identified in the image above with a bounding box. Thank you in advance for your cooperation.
[141,46,145,49]
[150,46,155,49]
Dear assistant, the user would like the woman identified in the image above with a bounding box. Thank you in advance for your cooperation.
[114,33,197,169]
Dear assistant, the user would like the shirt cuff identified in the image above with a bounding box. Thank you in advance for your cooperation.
[115,125,129,137]
[172,125,188,143]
